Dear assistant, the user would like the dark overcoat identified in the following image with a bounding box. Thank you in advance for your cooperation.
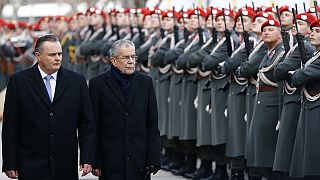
[89,70,161,180]
[2,65,95,180]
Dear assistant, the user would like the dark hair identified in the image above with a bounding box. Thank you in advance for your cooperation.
[34,34,59,53]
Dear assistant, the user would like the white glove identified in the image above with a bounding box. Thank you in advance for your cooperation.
[206,104,212,114]
[276,120,280,131]
[194,97,198,109]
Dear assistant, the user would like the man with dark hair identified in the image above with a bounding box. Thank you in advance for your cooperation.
[2,34,95,180]
[89,39,160,180]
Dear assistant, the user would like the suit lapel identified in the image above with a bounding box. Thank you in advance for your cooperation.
[104,71,126,106]
[28,65,51,107]
[126,73,139,108]
[52,67,69,105]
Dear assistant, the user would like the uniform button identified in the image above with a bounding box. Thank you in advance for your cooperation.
[257,101,261,104]
[125,112,129,116]
[50,156,54,161]
[50,135,54,139]
[127,156,130,160]
[49,113,54,117]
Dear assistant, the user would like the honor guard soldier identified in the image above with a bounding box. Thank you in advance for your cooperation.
[134,8,159,74]
[246,19,285,179]
[150,8,182,173]
[79,7,106,80]
[201,8,240,180]
[174,8,211,179]
[236,14,271,177]
[219,7,256,180]
[162,9,195,175]
[289,19,320,180]
[273,12,316,179]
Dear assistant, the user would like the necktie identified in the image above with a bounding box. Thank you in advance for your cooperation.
[44,75,53,102]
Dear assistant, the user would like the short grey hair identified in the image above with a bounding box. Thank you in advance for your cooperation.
[110,39,135,57]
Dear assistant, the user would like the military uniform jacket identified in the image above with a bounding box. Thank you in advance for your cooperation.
[136,31,158,69]
[290,50,320,177]
[2,65,95,180]
[247,43,286,167]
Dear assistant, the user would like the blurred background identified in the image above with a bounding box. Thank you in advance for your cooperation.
[0,0,317,22]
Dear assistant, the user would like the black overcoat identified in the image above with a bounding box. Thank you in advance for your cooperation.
[2,64,95,180]
[89,70,160,180]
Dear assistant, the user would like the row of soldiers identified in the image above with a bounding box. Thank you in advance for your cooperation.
[1,3,320,180]
[141,4,320,180]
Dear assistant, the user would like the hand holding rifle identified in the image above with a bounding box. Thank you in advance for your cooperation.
[276,6,290,53]
[292,8,307,65]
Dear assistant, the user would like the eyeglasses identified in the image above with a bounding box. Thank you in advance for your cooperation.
[114,55,138,62]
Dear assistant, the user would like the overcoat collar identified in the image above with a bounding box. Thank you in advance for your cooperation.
[104,70,139,108]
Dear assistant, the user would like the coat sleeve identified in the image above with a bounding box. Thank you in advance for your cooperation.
[291,59,320,87]
[78,76,95,166]
[238,44,268,77]
[88,78,101,168]
[150,41,170,67]
[2,76,19,172]
[222,45,249,74]
[202,43,229,71]
[146,77,161,166]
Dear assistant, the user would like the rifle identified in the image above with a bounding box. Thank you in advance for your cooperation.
[240,10,251,57]
[210,7,217,43]
[303,2,307,12]
[222,8,232,56]
[252,1,256,13]
[113,7,120,40]
[181,8,189,42]
[127,11,134,39]
[314,1,319,19]
[135,9,144,44]
[292,8,307,64]
[295,4,298,14]
[172,6,180,44]
[156,8,165,38]
[109,10,115,36]
[276,6,290,53]
[196,8,204,45]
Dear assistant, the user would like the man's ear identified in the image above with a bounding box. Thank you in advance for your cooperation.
[110,57,117,67]
[35,52,41,62]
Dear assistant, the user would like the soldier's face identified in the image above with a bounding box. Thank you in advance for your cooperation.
[189,15,200,30]
[206,15,216,29]
[252,17,268,34]
[162,17,174,30]
[236,16,252,33]
[151,14,160,28]
[292,20,309,37]
[36,41,62,74]
[216,16,234,32]
[143,15,152,29]
[280,11,293,27]
[69,19,78,32]
[78,15,88,28]
[310,27,320,47]
[90,14,104,27]
[116,13,129,27]
[262,26,281,43]
[111,46,136,75]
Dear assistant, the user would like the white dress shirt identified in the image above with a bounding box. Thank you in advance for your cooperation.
[38,65,57,100]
